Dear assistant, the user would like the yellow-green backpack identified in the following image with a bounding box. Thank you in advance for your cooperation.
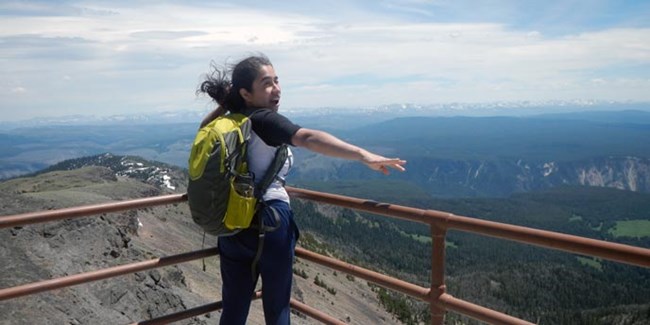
[187,113,287,236]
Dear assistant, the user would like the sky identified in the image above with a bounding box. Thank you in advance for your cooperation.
[1,0,649,122]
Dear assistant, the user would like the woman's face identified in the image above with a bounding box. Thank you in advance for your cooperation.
[240,65,281,111]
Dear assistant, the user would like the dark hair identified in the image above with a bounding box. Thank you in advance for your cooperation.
[197,54,273,113]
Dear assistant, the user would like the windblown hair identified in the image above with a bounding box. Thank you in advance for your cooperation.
[197,54,273,113]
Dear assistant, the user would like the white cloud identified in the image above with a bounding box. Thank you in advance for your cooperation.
[10,87,27,94]
[0,0,649,121]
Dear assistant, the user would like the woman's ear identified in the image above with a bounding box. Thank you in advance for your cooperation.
[239,88,251,102]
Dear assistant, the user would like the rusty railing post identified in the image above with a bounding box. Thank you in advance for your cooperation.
[430,223,447,325]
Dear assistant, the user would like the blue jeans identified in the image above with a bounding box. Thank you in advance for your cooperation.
[217,200,298,325]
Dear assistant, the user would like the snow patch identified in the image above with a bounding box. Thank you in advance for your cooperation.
[543,162,556,177]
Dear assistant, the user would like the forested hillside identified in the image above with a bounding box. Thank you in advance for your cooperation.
[290,183,650,324]
[3,106,650,324]
[18,153,647,324]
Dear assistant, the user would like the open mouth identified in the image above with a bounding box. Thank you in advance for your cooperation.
[271,99,280,106]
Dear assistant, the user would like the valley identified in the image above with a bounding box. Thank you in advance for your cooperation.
[3,110,650,198]
[1,108,650,324]
[2,154,649,324]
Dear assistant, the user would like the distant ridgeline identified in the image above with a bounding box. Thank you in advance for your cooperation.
[292,154,650,198]
[290,110,650,197]
[2,109,650,197]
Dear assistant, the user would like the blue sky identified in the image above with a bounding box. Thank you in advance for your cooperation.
[1,0,649,121]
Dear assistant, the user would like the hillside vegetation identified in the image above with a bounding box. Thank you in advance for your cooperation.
[0,156,397,325]
[290,183,650,325]
[2,107,650,324]
[2,154,649,324]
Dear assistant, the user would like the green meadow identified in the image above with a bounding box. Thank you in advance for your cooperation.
[608,219,650,238]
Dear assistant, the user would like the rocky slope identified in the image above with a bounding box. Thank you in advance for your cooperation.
[0,154,398,325]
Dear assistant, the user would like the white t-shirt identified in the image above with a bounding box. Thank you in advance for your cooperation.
[244,108,301,203]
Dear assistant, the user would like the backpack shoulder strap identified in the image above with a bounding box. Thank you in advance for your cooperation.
[254,144,288,199]
[249,145,287,284]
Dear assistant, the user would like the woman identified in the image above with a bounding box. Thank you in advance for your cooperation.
[197,54,406,325]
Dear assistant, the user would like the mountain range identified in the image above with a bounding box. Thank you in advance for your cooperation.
[2,106,650,324]
[2,153,649,324]
[1,100,646,130]
[3,108,650,199]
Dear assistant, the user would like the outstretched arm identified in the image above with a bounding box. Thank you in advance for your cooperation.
[291,128,406,174]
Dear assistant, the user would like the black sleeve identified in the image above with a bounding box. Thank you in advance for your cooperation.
[249,109,301,147]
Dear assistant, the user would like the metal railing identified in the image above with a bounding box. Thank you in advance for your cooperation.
[1,187,649,325]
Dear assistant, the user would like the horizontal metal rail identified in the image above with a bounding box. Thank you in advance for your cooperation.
[442,213,650,268]
[130,292,347,325]
[7,188,644,269]
[132,302,222,325]
[438,294,533,325]
[286,186,650,268]
[131,292,262,325]
[2,187,649,324]
[295,247,533,325]
[0,247,218,301]
[290,298,347,325]
[0,193,186,229]
[296,247,430,301]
